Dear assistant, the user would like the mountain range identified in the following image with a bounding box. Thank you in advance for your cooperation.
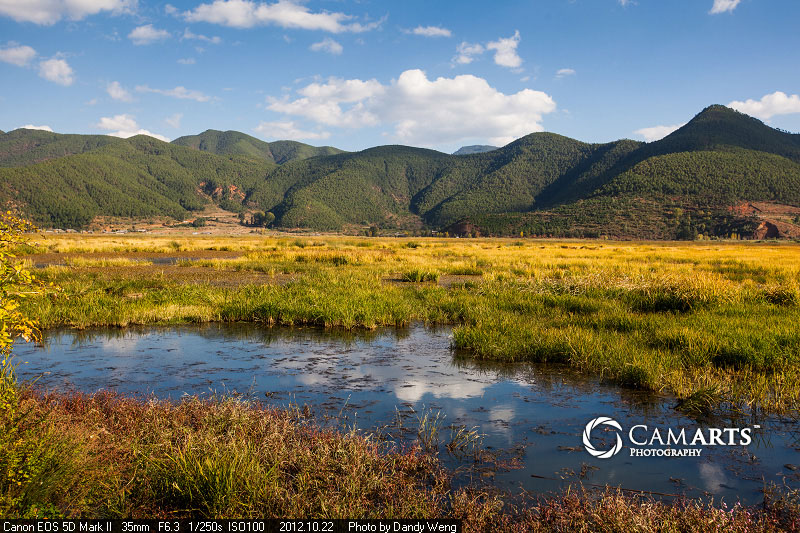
[1,105,799,239]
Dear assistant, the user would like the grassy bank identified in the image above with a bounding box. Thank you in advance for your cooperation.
[2,362,798,530]
[18,235,800,413]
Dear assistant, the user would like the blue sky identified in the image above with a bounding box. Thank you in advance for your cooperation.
[1,0,799,153]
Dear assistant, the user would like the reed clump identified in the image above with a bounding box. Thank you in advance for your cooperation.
[402,269,440,283]
[64,257,154,268]
[0,359,93,517]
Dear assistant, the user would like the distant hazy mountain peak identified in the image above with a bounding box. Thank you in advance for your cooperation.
[452,145,499,155]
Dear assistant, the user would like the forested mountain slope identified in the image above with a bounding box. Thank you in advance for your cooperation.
[172,130,344,163]
[0,135,273,227]
[456,106,800,238]
[0,129,122,167]
[247,133,645,230]
[3,105,799,238]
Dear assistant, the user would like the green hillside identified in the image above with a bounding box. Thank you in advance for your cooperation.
[422,134,635,228]
[171,130,344,164]
[0,129,122,167]
[641,105,800,163]
[596,148,800,205]
[0,135,273,228]
[248,133,645,230]
[532,105,800,209]
[456,106,800,238]
[237,106,800,236]
[266,146,454,229]
[4,105,800,238]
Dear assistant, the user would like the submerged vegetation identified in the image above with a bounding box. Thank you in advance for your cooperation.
[16,233,800,414]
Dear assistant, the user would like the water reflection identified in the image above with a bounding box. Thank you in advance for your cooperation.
[14,323,800,504]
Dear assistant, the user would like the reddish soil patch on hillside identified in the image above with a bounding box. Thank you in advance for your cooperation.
[729,202,800,238]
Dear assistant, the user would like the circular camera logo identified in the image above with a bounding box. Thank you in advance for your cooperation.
[583,416,623,459]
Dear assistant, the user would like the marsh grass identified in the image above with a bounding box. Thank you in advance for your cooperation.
[402,269,440,283]
[764,282,800,306]
[509,486,800,533]
[64,257,154,268]
[20,235,800,413]
[675,386,723,417]
[415,409,445,452]
[0,358,92,517]
[445,425,483,459]
[626,273,737,312]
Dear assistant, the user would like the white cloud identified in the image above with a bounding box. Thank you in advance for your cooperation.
[96,113,138,131]
[728,91,800,120]
[698,463,728,492]
[107,80,133,102]
[409,25,451,38]
[38,58,74,86]
[309,37,342,55]
[453,42,484,65]
[555,68,575,78]
[183,0,383,32]
[17,124,53,131]
[453,32,522,70]
[268,77,385,128]
[634,123,684,142]
[0,44,36,66]
[254,121,330,140]
[164,4,178,15]
[165,113,182,128]
[135,84,211,102]
[487,30,522,69]
[0,0,135,25]
[128,24,170,45]
[267,69,556,146]
[177,57,196,64]
[392,377,489,403]
[183,28,221,44]
[95,113,169,141]
[709,0,741,14]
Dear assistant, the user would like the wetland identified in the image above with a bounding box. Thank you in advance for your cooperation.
[15,323,800,505]
[4,233,800,527]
